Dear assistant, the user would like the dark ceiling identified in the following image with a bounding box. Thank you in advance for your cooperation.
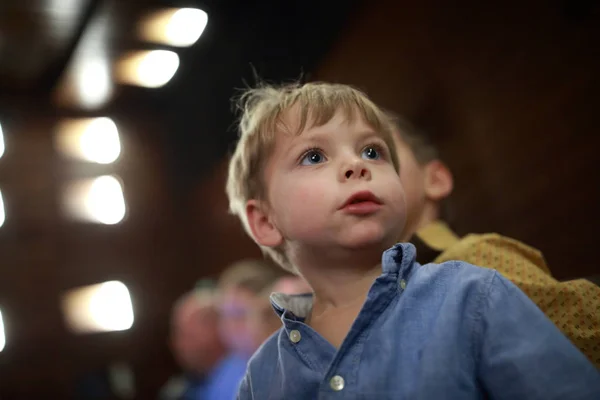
[161,0,364,186]
[0,0,364,188]
[0,0,96,94]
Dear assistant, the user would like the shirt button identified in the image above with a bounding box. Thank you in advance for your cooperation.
[400,279,407,289]
[289,329,301,343]
[329,375,345,391]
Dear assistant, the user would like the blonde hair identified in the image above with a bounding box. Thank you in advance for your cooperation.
[218,258,285,294]
[226,82,399,271]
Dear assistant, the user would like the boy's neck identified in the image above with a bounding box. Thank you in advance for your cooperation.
[310,265,381,313]
[292,246,382,310]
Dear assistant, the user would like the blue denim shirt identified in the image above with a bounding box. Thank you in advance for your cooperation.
[237,243,600,399]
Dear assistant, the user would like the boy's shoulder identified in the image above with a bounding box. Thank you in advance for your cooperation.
[413,257,498,287]
[403,256,504,310]
[385,242,501,306]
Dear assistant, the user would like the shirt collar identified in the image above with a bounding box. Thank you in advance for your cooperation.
[269,242,418,319]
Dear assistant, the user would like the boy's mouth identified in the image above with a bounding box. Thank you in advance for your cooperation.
[340,191,382,212]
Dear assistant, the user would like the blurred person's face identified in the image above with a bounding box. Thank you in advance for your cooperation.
[218,286,257,357]
[170,299,223,375]
[272,276,312,295]
[248,296,281,350]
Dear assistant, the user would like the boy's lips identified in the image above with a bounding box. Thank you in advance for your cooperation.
[340,191,383,214]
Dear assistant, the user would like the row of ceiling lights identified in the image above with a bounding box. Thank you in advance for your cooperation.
[53,6,211,336]
[61,7,209,109]
[0,6,210,353]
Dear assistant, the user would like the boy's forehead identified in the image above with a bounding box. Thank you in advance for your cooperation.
[278,105,375,137]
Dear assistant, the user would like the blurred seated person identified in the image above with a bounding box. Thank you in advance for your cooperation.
[389,112,600,367]
[160,283,247,400]
[271,275,311,295]
[248,275,313,349]
[217,259,286,358]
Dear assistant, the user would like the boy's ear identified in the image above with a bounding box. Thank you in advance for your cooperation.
[245,199,283,248]
[423,160,454,202]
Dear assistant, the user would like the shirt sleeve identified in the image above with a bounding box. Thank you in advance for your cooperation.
[436,233,600,368]
[236,373,254,400]
[477,271,600,400]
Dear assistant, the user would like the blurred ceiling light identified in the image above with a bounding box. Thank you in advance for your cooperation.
[56,117,121,164]
[62,281,134,334]
[47,0,85,39]
[139,8,208,47]
[76,57,113,109]
[0,309,5,352]
[64,175,126,225]
[117,50,180,88]
[0,121,5,159]
[0,189,5,228]
[52,3,114,110]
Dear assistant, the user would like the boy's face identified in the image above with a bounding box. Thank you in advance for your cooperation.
[253,108,406,259]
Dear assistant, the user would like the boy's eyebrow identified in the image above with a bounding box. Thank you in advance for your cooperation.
[285,134,330,155]
[286,128,384,154]
[355,130,385,141]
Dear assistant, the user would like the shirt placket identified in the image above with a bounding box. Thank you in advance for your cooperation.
[318,274,403,398]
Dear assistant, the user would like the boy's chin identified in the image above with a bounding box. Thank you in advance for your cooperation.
[337,230,396,252]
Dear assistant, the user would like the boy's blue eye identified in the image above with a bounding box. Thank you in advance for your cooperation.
[362,146,381,160]
[300,150,326,165]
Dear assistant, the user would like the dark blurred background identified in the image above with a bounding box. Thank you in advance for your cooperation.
[0,0,598,398]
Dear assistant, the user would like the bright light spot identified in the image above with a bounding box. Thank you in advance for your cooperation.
[64,175,126,225]
[0,309,5,352]
[166,9,208,47]
[76,58,113,109]
[56,117,121,164]
[117,50,180,88]
[139,8,208,47]
[137,50,179,87]
[53,4,114,110]
[62,281,134,334]
[79,118,120,164]
[89,282,134,331]
[86,176,126,224]
[0,189,5,228]
[0,121,5,159]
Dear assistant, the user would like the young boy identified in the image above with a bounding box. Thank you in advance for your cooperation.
[387,113,600,367]
[226,82,600,399]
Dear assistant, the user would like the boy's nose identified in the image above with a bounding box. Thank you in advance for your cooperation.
[340,159,371,181]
